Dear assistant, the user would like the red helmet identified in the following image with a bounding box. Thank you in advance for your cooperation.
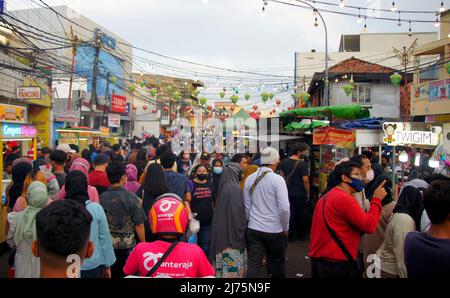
[149,193,188,235]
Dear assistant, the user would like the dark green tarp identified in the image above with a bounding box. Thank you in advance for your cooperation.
[284,121,328,131]
[280,104,370,120]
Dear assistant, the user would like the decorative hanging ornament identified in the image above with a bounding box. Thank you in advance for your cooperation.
[128,85,136,93]
[110,76,117,85]
[245,93,251,100]
[349,75,354,85]
[140,81,146,88]
[230,106,235,112]
[390,73,403,87]
[230,95,239,105]
[132,105,137,111]
[172,91,181,101]
[219,91,225,99]
[272,108,276,113]
[163,106,169,112]
[268,93,274,100]
[171,112,176,118]
[207,105,213,111]
[150,89,157,97]
[199,97,207,106]
[343,85,354,96]
[261,92,269,103]
[253,105,258,110]
[276,99,281,106]
[142,104,147,110]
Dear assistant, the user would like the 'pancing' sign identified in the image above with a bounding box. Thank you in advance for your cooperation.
[383,122,442,146]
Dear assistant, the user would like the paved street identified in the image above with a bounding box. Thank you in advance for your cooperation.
[0,240,311,278]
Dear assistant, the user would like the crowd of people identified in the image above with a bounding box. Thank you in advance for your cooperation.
[2,138,450,278]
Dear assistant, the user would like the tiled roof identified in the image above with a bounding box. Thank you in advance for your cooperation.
[328,57,396,74]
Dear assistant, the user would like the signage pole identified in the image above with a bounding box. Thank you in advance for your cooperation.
[392,146,397,200]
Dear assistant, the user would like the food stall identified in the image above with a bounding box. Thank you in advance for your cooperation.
[382,122,443,193]
[1,121,38,245]
[56,127,101,151]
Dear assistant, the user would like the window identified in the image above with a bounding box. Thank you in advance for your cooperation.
[352,83,371,104]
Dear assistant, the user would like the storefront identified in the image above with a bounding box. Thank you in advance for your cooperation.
[382,122,443,187]
[56,127,101,151]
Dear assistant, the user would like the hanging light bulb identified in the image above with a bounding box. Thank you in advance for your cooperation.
[261,5,267,16]
[314,16,319,27]
[391,1,397,12]
[363,17,368,32]
[439,1,445,12]
[397,12,401,26]
[339,0,345,8]
[435,17,440,27]
[312,8,317,18]
[357,8,362,23]
[408,21,412,37]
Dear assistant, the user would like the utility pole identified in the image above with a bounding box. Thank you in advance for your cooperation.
[91,30,103,107]
[67,26,78,111]
[393,39,417,118]
[103,72,111,126]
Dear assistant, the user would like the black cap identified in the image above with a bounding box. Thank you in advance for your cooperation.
[94,153,110,165]
[200,152,211,160]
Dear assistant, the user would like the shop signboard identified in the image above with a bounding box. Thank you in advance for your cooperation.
[0,104,26,123]
[108,113,121,128]
[313,127,355,149]
[111,94,127,113]
[54,111,81,123]
[28,105,51,147]
[16,86,41,100]
[21,79,51,107]
[383,122,442,146]
[99,126,110,137]
[1,123,37,139]
[428,80,448,101]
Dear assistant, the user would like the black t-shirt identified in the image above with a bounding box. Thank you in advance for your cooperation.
[280,157,309,198]
[191,180,214,224]
[53,172,67,188]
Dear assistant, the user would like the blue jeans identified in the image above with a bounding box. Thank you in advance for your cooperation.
[197,224,211,257]
[81,265,104,278]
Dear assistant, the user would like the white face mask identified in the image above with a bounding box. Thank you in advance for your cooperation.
[364,169,375,183]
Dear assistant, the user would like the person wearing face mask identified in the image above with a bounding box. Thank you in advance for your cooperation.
[309,161,387,278]
[349,155,374,212]
[211,159,224,199]
[177,151,193,177]
[190,164,215,257]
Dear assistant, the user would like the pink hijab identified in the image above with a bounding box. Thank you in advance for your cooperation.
[124,164,141,194]
[55,158,99,203]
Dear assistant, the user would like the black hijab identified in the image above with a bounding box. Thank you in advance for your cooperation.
[64,170,89,206]
[8,162,32,209]
[209,162,247,261]
[393,185,424,231]
[365,164,394,206]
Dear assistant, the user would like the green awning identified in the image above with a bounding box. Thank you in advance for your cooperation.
[285,121,328,131]
[280,104,370,120]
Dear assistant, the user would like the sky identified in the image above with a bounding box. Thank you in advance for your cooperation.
[8,0,445,106]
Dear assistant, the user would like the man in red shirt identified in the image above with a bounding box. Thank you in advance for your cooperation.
[309,161,387,278]
[88,153,111,195]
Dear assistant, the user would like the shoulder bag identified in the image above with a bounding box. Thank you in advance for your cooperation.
[145,241,179,277]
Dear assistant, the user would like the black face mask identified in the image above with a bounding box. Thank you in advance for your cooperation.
[197,174,208,181]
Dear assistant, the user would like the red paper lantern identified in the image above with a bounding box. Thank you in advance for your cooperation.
[151,108,157,113]
[132,105,137,111]
[230,106,235,112]
[163,106,169,112]
[171,112,176,118]
[276,99,281,106]
[272,108,276,113]
[142,105,148,110]
[252,105,258,110]
[207,105,212,111]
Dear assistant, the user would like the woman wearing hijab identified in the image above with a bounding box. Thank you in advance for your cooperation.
[55,158,100,203]
[7,161,32,211]
[123,164,141,194]
[133,148,148,181]
[13,170,50,212]
[211,159,223,200]
[7,181,48,278]
[209,163,247,278]
[376,185,425,278]
[65,171,116,278]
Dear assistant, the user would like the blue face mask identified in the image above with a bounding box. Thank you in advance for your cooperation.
[213,167,223,175]
[347,177,365,192]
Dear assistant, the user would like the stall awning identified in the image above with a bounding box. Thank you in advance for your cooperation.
[280,104,370,120]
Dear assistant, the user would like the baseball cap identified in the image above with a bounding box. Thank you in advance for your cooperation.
[200,152,211,160]
[94,153,110,165]
[56,143,76,154]
[260,147,280,165]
